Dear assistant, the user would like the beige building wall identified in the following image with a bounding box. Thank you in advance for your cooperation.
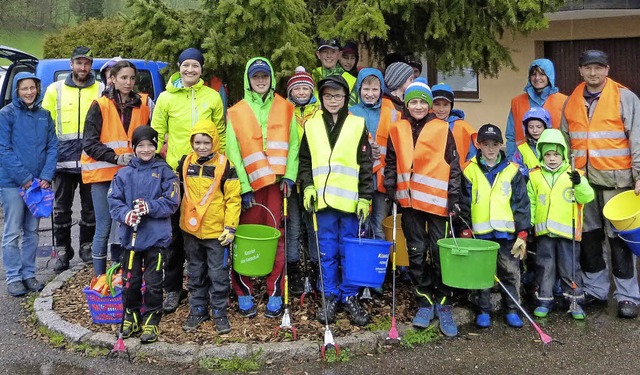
[456,15,640,132]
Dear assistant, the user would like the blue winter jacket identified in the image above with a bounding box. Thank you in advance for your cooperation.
[108,155,180,251]
[0,72,58,188]
[505,58,560,159]
[349,68,385,137]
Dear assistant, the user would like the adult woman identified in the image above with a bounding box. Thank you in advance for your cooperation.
[82,60,151,277]
[0,72,57,296]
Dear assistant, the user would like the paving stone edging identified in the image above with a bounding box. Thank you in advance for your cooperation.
[34,265,473,364]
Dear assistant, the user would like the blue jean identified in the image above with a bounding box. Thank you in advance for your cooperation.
[0,187,40,284]
[535,235,584,308]
[91,181,112,276]
[366,191,390,240]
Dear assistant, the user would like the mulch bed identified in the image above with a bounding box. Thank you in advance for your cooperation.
[53,266,424,345]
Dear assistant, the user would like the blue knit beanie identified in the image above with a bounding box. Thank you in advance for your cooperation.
[178,48,205,67]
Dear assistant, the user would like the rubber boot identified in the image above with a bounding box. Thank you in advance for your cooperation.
[79,242,93,264]
[287,262,304,296]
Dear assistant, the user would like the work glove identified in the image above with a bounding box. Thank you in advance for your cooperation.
[124,210,141,227]
[449,203,462,218]
[303,186,317,213]
[370,141,381,160]
[356,198,371,224]
[132,198,149,216]
[241,192,255,210]
[218,226,236,246]
[279,178,295,198]
[115,153,133,166]
[511,231,528,260]
[386,188,397,204]
[459,229,473,238]
[568,170,581,185]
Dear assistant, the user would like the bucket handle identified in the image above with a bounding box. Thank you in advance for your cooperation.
[251,202,278,229]
[618,232,640,245]
[445,214,476,256]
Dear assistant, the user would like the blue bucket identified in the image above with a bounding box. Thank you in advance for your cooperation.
[617,227,640,257]
[343,237,392,288]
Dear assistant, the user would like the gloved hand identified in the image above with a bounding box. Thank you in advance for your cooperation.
[511,231,528,260]
[459,229,473,238]
[356,198,371,223]
[218,226,236,246]
[133,198,149,216]
[241,192,255,210]
[279,178,294,198]
[303,186,317,213]
[386,188,397,204]
[449,203,462,218]
[370,142,381,160]
[115,153,133,166]
[568,170,581,185]
[124,210,141,227]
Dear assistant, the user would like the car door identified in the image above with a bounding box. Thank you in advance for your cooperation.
[0,45,38,109]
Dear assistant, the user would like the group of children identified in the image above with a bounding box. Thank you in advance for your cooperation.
[105,39,597,344]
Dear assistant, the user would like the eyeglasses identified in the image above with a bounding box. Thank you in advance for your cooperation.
[322,94,345,101]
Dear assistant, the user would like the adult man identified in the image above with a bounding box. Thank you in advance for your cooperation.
[42,46,103,272]
[561,49,640,319]
[152,47,225,313]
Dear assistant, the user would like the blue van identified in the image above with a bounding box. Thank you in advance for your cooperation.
[0,45,167,108]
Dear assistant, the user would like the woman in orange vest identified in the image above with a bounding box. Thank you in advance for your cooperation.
[82,60,152,277]
[384,78,462,337]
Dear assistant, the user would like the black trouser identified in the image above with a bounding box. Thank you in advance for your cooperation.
[121,247,164,316]
[184,233,230,316]
[401,208,452,307]
[163,209,185,293]
[53,172,95,250]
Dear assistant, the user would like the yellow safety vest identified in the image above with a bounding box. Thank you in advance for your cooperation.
[517,142,539,172]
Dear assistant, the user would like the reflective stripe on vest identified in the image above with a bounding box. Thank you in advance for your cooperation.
[390,118,450,216]
[529,167,583,240]
[511,92,566,146]
[463,160,518,234]
[55,80,103,138]
[80,94,150,183]
[517,142,539,171]
[374,107,399,193]
[564,79,631,170]
[228,95,294,191]
[306,115,364,212]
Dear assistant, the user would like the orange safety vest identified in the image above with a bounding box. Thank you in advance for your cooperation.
[511,92,567,145]
[81,94,150,184]
[374,106,400,193]
[564,79,631,171]
[451,119,477,170]
[389,118,450,216]
[227,95,294,191]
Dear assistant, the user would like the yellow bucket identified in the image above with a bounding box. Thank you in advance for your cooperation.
[382,214,410,267]
[603,190,640,231]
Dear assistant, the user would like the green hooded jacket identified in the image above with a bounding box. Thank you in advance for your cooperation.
[226,57,300,194]
[152,72,225,170]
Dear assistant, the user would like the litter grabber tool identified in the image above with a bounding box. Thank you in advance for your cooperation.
[107,225,137,361]
[494,275,562,349]
[568,153,581,316]
[387,202,401,342]
[275,192,297,340]
[300,241,316,306]
[312,208,339,358]
[357,219,373,301]
[46,212,58,268]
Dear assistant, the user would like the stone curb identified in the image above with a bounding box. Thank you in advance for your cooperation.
[34,267,474,365]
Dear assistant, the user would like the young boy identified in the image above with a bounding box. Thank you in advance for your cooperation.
[512,107,552,178]
[107,126,180,344]
[311,39,356,97]
[527,129,594,320]
[384,78,462,337]
[431,83,477,169]
[298,75,374,326]
[339,42,359,79]
[382,62,415,112]
[461,124,531,329]
[179,120,241,334]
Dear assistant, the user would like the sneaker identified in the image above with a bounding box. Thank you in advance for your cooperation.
[265,296,283,318]
[342,295,370,326]
[287,262,304,296]
[435,304,458,337]
[79,243,93,264]
[7,281,27,297]
[238,296,257,318]
[317,295,339,324]
[214,314,231,334]
[570,305,586,320]
[121,309,141,338]
[182,314,210,332]
[617,300,639,319]
[412,306,434,328]
[53,246,73,273]
[476,313,491,328]
[163,291,182,314]
[23,278,44,292]
[534,306,550,318]
[505,312,524,328]
[140,313,160,344]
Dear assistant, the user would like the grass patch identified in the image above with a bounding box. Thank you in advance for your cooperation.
[323,347,351,363]
[0,29,47,59]
[401,326,439,349]
[199,350,262,373]
[367,316,391,332]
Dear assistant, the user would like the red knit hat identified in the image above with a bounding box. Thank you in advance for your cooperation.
[287,66,315,97]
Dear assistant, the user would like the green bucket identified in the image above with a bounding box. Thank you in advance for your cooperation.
[438,238,499,290]
[233,224,282,277]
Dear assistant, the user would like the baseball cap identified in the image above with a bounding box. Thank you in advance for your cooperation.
[247,59,271,78]
[317,39,340,51]
[71,46,93,61]
[579,50,608,66]
[341,42,358,55]
[477,124,503,143]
